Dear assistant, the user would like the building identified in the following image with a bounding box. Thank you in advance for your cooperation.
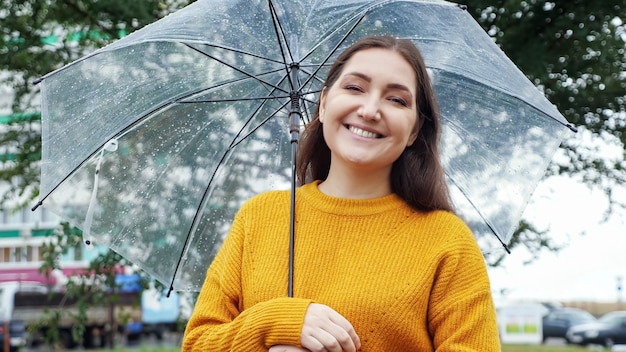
[0,205,99,287]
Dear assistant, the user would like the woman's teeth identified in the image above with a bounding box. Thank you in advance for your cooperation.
[349,126,379,139]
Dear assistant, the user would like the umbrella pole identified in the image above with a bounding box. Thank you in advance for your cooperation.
[288,64,301,298]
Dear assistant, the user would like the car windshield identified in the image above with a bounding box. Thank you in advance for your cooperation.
[546,309,596,323]
[568,311,596,323]
[599,313,626,326]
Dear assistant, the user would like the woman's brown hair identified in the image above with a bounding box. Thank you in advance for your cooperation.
[296,35,453,213]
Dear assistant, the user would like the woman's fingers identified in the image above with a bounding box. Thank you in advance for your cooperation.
[269,345,309,352]
[302,327,351,352]
[301,303,361,352]
[328,314,361,351]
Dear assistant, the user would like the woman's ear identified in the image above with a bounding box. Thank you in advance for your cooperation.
[407,132,418,147]
[406,114,424,147]
[318,86,327,123]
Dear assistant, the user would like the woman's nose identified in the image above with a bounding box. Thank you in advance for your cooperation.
[357,96,381,121]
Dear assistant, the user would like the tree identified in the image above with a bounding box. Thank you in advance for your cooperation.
[0,0,194,205]
[0,0,194,347]
[36,221,149,349]
[456,0,626,262]
[459,0,625,195]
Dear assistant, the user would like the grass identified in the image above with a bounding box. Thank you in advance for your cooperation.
[76,347,180,352]
[503,345,605,352]
[74,344,602,352]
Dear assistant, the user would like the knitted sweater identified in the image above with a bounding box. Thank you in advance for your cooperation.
[183,181,501,351]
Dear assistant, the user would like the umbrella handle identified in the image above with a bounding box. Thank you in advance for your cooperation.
[82,139,118,248]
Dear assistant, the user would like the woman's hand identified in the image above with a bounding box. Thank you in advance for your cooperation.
[300,303,361,352]
[269,346,310,352]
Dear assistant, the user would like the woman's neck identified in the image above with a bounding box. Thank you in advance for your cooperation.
[318,163,392,199]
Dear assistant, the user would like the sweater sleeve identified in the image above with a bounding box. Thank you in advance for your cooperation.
[182,203,313,351]
[427,220,501,351]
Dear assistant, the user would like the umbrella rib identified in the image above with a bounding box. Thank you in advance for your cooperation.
[183,43,290,95]
[434,70,576,131]
[168,146,232,295]
[297,8,367,90]
[182,94,318,106]
[445,172,511,254]
[268,0,296,92]
[169,54,303,290]
[168,99,292,292]
[34,68,312,213]
[195,42,286,65]
[235,102,288,150]
[180,95,289,103]
[33,85,232,210]
[173,65,290,104]
[169,93,289,293]
[223,67,305,148]
[298,0,370,65]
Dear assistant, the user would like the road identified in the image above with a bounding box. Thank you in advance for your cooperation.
[22,331,183,351]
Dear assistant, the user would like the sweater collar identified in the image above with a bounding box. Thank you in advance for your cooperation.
[298,180,407,216]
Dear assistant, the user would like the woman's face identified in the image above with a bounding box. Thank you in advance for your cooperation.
[319,48,418,174]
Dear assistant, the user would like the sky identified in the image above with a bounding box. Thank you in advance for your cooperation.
[488,164,626,304]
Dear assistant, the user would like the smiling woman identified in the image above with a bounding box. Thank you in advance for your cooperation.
[183,35,501,351]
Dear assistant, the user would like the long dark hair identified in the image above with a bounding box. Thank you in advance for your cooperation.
[296,35,453,213]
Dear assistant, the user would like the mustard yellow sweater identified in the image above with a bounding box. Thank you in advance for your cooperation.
[183,181,500,351]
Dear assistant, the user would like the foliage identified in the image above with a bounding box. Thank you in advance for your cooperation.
[459,0,626,198]
[486,219,564,266]
[33,221,152,348]
[1,1,194,346]
[0,0,193,205]
[456,0,626,260]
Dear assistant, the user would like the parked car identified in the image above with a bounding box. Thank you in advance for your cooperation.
[566,310,626,348]
[542,307,597,343]
[0,320,26,352]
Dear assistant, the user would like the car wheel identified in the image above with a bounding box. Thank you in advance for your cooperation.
[604,337,614,349]
[564,336,572,345]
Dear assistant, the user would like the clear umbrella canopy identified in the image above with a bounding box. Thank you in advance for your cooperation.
[35,0,573,292]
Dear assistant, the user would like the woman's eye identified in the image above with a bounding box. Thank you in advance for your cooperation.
[345,85,363,92]
[390,97,408,107]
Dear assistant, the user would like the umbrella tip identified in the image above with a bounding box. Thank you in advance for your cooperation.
[566,124,578,133]
[83,237,95,250]
[31,200,42,212]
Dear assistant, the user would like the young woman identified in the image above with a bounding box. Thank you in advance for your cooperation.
[183,35,501,351]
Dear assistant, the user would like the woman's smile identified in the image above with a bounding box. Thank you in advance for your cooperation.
[346,124,382,139]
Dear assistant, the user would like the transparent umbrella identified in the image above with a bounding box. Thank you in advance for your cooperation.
[33,0,575,293]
